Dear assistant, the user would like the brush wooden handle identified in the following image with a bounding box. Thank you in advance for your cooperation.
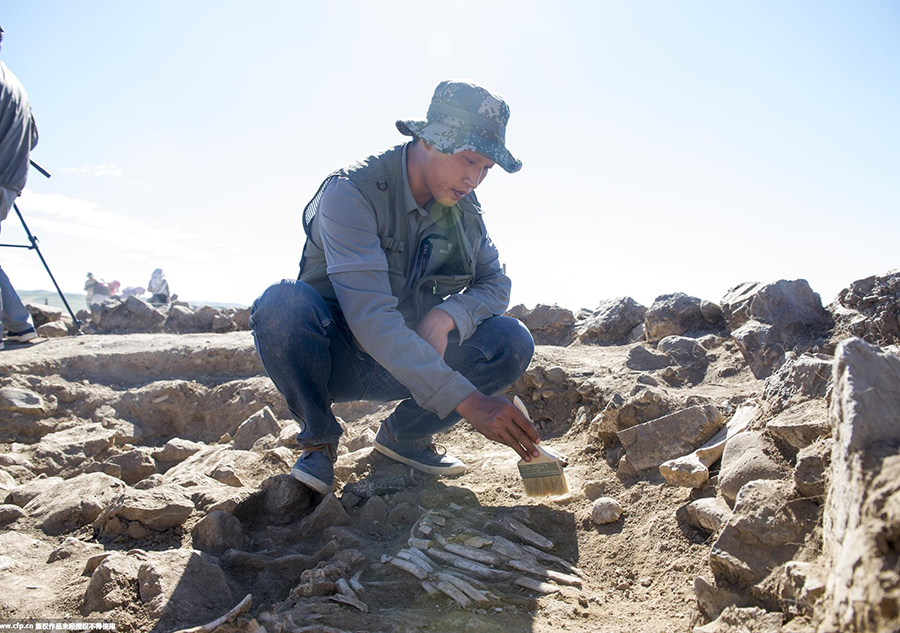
[512,396,562,463]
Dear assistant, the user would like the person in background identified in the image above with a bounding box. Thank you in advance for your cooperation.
[84,272,110,308]
[148,269,170,306]
[0,26,39,349]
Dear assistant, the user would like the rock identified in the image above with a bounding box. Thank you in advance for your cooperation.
[48,536,103,563]
[765,400,829,452]
[191,510,243,554]
[645,293,719,343]
[31,423,117,476]
[84,551,147,613]
[25,472,126,535]
[296,493,351,541]
[617,404,724,473]
[693,606,783,633]
[0,386,47,415]
[829,270,900,346]
[821,338,900,633]
[720,282,765,330]
[25,303,63,327]
[575,297,647,345]
[731,280,832,378]
[685,497,732,534]
[345,427,375,453]
[334,447,374,482]
[625,345,673,371]
[103,449,157,485]
[718,431,791,504]
[660,403,756,488]
[761,352,832,416]
[275,423,301,448]
[709,480,819,589]
[233,406,281,451]
[37,320,70,338]
[0,468,14,495]
[0,503,26,526]
[259,474,314,522]
[506,303,575,346]
[779,561,825,615]
[95,485,194,536]
[212,313,236,333]
[693,576,753,621]
[591,497,623,525]
[5,476,64,507]
[152,437,205,463]
[590,387,679,437]
[657,336,707,364]
[793,438,830,499]
[232,307,251,330]
[91,295,166,334]
[138,549,235,626]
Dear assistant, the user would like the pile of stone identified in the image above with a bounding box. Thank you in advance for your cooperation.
[26,297,252,336]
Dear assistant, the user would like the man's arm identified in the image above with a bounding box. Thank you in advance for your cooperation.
[434,226,511,343]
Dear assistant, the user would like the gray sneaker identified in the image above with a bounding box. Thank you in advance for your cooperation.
[290,444,336,495]
[373,426,465,476]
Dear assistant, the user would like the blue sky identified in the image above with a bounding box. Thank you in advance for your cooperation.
[2,1,897,309]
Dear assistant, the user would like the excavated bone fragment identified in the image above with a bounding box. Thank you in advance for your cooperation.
[330,592,368,613]
[408,537,431,550]
[431,515,446,526]
[425,548,510,579]
[437,572,490,603]
[169,593,252,633]
[349,571,364,594]
[444,543,502,566]
[488,534,532,560]
[435,580,471,608]
[463,536,492,548]
[421,580,439,596]
[506,519,554,550]
[660,402,756,488]
[508,559,582,587]
[399,547,434,572]
[389,557,428,580]
[515,577,562,594]
[520,543,586,578]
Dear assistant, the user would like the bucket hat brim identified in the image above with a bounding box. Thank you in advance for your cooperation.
[397,119,522,174]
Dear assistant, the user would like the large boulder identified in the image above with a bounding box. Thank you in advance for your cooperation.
[709,480,819,589]
[644,293,722,343]
[25,472,127,535]
[718,431,791,504]
[575,297,646,345]
[94,485,195,537]
[90,296,166,334]
[820,338,900,633]
[25,303,64,327]
[729,279,832,378]
[760,352,832,416]
[506,303,575,346]
[829,270,900,347]
[617,404,724,473]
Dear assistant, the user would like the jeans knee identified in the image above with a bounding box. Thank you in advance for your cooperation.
[250,279,329,334]
[505,317,535,376]
[469,316,534,382]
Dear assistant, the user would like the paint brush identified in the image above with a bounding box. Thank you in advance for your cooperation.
[512,396,569,497]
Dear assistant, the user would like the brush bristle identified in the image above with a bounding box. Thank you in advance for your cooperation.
[518,462,570,498]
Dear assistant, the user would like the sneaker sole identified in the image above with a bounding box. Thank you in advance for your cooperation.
[6,332,38,342]
[372,440,466,476]
[290,467,334,495]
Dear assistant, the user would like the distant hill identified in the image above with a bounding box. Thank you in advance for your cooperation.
[17,290,248,312]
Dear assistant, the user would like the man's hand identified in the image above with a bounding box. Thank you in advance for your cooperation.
[456,391,541,461]
[414,308,456,358]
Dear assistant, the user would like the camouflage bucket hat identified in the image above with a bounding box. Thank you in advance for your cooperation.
[396,80,522,173]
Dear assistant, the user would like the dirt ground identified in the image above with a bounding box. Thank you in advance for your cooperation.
[0,331,765,633]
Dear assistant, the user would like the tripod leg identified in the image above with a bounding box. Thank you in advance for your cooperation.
[12,202,82,329]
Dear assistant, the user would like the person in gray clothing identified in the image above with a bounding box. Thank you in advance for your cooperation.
[251,80,540,494]
[0,26,39,350]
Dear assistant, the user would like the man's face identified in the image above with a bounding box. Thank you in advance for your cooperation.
[423,145,495,207]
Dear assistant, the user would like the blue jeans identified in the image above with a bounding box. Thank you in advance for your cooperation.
[0,265,34,334]
[249,279,534,449]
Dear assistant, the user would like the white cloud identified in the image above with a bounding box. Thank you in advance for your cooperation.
[15,190,209,262]
[62,164,124,178]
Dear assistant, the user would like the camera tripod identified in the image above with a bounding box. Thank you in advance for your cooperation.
[0,159,82,328]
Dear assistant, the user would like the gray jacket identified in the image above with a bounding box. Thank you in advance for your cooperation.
[298,143,512,417]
